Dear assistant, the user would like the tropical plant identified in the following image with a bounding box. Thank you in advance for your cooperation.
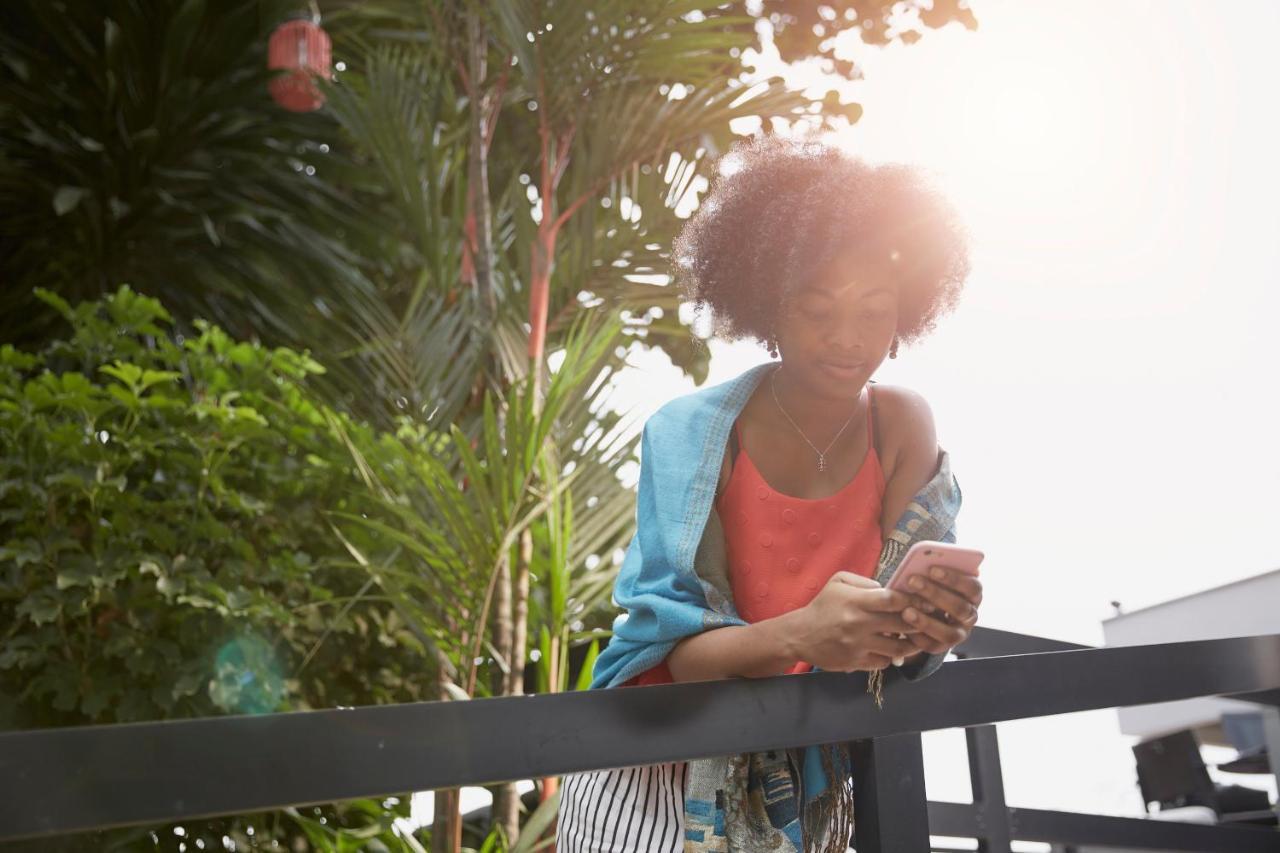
[0,287,443,850]
[1,1,980,849]
[0,0,386,380]
[315,6,814,842]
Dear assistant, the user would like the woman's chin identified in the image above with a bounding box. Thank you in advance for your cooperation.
[795,364,866,400]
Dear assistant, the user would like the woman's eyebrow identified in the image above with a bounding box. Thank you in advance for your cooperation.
[809,283,894,299]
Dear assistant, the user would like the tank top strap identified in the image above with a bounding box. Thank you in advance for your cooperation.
[865,383,877,458]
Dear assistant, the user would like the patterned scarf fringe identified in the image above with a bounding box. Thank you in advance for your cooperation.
[795,669,884,851]
[799,743,857,853]
[866,667,886,708]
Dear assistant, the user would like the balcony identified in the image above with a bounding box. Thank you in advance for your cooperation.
[3,627,1279,851]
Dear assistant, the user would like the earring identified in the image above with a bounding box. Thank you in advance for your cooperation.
[766,335,779,359]
[888,337,899,360]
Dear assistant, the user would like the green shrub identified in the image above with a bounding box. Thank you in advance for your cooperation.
[0,286,431,732]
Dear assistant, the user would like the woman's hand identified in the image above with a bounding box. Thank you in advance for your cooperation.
[793,571,922,673]
[898,566,982,657]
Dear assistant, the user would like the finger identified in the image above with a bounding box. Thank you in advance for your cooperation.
[942,568,988,607]
[864,631,922,659]
[869,611,919,636]
[901,605,967,647]
[922,567,983,608]
[906,592,940,616]
[905,631,950,655]
[902,623,957,654]
[859,587,915,613]
[907,576,975,623]
[831,571,882,589]
[950,573,983,608]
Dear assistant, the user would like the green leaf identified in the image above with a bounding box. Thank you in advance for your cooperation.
[574,639,599,693]
[106,383,139,409]
[17,592,60,625]
[508,788,562,853]
[155,575,184,598]
[52,185,86,216]
[55,565,95,590]
[172,669,204,699]
[138,369,180,392]
[99,361,143,388]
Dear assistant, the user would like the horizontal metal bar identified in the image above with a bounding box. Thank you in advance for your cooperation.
[2,633,1279,842]
[1224,686,1280,707]
[955,625,1092,658]
[927,802,1280,852]
[1010,804,1279,851]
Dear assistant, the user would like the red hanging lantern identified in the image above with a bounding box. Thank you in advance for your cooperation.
[268,11,331,112]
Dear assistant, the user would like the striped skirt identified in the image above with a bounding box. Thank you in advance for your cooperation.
[555,760,687,852]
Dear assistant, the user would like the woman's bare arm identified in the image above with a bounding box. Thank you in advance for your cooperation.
[666,608,806,681]
[876,384,940,537]
[874,385,942,666]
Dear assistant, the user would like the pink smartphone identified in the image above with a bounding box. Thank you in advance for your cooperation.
[885,540,984,593]
[882,541,984,664]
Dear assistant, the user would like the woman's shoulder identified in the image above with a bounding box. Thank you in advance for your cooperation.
[871,382,934,422]
[869,382,938,483]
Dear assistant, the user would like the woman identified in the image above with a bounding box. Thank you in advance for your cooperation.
[556,134,984,852]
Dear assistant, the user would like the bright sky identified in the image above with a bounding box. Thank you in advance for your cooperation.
[608,0,1280,840]
[419,0,1280,841]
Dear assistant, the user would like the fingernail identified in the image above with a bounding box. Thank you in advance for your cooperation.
[931,567,945,579]
[909,576,923,590]
[892,656,905,667]
[904,609,917,622]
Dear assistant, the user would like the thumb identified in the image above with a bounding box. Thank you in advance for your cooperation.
[829,571,881,589]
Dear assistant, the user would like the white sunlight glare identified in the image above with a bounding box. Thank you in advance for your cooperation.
[609,0,1280,825]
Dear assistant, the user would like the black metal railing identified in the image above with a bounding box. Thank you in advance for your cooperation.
[3,627,1279,851]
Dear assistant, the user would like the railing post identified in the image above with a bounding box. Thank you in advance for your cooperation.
[849,732,931,852]
[1262,706,1280,819]
[966,724,1012,853]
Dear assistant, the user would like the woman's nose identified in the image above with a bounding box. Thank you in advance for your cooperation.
[823,326,863,354]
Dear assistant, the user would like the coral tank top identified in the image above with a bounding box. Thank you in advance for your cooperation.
[622,383,886,687]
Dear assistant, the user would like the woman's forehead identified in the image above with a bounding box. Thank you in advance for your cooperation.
[804,251,898,297]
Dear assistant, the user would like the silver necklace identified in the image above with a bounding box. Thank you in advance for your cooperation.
[769,366,863,472]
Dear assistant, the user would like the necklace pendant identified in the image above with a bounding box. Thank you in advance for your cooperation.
[817,454,827,472]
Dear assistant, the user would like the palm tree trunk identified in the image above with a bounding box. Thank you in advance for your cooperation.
[509,531,531,698]
[432,647,463,853]
[462,6,523,847]
[488,531,528,846]
[464,6,496,316]
[490,546,518,844]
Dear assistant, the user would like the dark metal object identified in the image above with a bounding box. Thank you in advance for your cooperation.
[849,732,931,851]
[927,801,1280,852]
[966,724,1012,853]
[953,625,1091,657]
[2,630,1279,848]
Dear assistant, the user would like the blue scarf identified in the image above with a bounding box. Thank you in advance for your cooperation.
[590,361,962,851]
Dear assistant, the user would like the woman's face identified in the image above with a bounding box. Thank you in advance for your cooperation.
[773,246,900,400]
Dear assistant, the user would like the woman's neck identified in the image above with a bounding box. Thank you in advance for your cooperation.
[767,362,865,440]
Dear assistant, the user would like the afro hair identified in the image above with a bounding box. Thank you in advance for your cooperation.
[671,133,971,349]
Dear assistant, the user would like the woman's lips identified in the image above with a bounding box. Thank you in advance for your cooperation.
[817,360,864,380]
